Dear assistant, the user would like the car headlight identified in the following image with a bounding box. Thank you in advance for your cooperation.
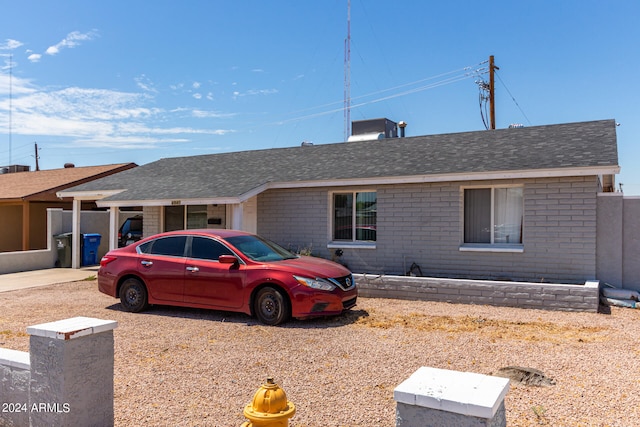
[293,275,336,291]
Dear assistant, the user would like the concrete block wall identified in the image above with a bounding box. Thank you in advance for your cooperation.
[597,194,640,291]
[258,187,331,257]
[142,206,162,237]
[0,348,31,427]
[597,194,624,287]
[395,367,510,427]
[258,176,599,284]
[355,274,600,312]
[0,317,117,427]
[622,197,640,290]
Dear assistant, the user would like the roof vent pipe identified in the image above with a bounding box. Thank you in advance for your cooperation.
[398,121,407,138]
[64,163,75,168]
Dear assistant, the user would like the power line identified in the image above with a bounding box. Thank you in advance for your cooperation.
[0,141,33,158]
[495,71,532,126]
[276,62,486,126]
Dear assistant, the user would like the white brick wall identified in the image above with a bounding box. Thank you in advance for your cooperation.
[258,176,599,284]
[143,206,162,237]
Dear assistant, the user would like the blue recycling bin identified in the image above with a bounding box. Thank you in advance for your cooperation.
[82,233,102,266]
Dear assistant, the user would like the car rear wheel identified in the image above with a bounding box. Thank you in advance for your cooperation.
[119,278,149,313]
[254,286,290,326]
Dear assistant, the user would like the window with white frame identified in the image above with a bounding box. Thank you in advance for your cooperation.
[464,187,523,244]
[332,191,376,242]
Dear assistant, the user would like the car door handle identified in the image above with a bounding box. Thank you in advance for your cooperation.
[186,266,199,273]
[141,260,153,267]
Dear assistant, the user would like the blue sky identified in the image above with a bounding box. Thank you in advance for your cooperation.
[1,1,639,194]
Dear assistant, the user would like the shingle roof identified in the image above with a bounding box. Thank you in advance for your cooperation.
[61,120,619,203]
[0,163,137,200]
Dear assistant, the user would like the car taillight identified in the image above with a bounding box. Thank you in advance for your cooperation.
[100,255,117,268]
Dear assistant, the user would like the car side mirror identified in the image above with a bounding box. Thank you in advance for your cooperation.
[219,255,239,265]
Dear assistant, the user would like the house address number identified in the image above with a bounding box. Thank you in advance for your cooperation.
[171,200,181,205]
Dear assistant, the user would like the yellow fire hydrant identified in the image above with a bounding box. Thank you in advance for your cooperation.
[241,377,296,427]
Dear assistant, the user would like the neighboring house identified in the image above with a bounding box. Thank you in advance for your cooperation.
[0,163,137,252]
[58,120,620,284]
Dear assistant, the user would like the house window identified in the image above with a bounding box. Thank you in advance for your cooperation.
[464,187,523,244]
[164,205,208,232]
[332,191,376,242]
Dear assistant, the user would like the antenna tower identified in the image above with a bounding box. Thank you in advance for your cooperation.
[343,0,351,140]
[9,53,12,163]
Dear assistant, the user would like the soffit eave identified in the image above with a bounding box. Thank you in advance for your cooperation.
[96,196,244,208]
[88,165,620,207]
[266,165,621,189]
[55,189,127,201]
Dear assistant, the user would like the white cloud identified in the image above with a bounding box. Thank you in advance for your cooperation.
[0,73,36,95]
[0,82,234,149]
[6,87,154,120]
[193,93,202,100]
[232,88,278,98]
[0,39,23,50]
[192,81,201,89]
[45,30,98,56]
[192,109,235,119]
[0,40,23,70]
[134,75,158,93]
[28,53,42,63]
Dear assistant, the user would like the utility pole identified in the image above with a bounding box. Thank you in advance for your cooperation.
[489,55,499,130]
[34,142,40,171]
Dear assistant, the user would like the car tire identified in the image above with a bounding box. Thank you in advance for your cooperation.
[254,286,290,326]
[119,278,149,313]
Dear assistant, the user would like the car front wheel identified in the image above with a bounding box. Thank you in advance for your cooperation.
[119,278,149,313]
[254,286,290,326]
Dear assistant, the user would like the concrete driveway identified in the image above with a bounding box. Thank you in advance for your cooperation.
[0,267,99,293]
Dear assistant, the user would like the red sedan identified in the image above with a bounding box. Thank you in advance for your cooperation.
[98,229,357,325]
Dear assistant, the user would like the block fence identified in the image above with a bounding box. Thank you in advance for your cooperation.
[0,317,117,427]
[354,274,600,312]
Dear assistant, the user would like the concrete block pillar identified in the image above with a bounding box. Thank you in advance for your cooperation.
[27,316,118,427]
[394,367,510,427]
[0,348,31,427]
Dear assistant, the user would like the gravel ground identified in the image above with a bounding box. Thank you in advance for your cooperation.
[1,279,639,426]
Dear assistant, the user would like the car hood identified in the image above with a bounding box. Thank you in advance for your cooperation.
[271,256,351,279]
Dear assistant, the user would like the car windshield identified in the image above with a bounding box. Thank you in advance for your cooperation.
[225,235,298,262]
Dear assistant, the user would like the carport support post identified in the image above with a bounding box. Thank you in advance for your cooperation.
[27,317,118,427]
[230,203,244,230]
[71,198,81,269]
[109,207,119,250]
